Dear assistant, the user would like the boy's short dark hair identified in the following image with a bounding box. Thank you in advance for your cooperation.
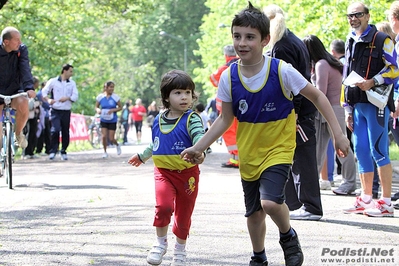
[160,69,197,109]
[231,1,270,40]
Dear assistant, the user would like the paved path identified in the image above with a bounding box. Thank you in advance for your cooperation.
[1,127,398,266]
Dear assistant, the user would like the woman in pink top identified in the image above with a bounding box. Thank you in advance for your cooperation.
[303,35,357,195]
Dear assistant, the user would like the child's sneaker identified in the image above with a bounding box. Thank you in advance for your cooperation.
[343,196,375,214]
[146,244,167,265]
[171,249,186,266]
[394,199,399,210]
[279,228,303,266]
[364,199,394,217]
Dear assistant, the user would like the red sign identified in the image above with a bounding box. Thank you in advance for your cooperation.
[69,113,89,141]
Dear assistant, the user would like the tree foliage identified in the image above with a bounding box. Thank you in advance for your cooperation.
[196,0,392,99]
[0,0,394,115]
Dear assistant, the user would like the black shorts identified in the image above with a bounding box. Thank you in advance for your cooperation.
[134,121,143,133]
[100,121,117,131]
[241,164,290,217]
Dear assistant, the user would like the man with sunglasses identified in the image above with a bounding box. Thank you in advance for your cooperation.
[342,2,399,217]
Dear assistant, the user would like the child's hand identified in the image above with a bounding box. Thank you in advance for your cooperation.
[128,154,143,167]
[181,147,205,165]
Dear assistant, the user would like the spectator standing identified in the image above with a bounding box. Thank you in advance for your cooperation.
[302,35,357,198]
[128,70,204,266]
[342,2,399,217]
[181,3,349,265]
[23,76,41,159]
[147,100,159,131]
[119,101,130,145]
[36,81,51,155]
[42,64,79,161]
[210,44,240,168]
[264,4,323,220]
[0,26,36,149]
[96,81,122,158]
[205,97,218,126]
[195,102,212,153]
[131,98,147,144]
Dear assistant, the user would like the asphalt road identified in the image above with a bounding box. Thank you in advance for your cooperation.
[1,127,398,266]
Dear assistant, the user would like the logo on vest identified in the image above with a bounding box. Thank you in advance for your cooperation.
[239,99,248,114]
[153,136,160,151]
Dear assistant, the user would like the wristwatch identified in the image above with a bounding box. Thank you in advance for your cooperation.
[372,77,379,86]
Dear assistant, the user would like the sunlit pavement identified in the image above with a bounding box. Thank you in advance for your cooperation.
[1,125,398,266]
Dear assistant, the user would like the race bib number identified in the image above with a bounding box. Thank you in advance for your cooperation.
[101,109,113,120]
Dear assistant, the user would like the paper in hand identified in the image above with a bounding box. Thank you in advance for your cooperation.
[343,71,364,87]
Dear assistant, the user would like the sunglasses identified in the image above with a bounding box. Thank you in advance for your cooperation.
[346,12,365,19]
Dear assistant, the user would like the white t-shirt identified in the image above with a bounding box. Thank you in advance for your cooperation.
[217,56,308,103]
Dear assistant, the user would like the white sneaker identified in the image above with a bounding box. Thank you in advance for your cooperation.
[49,153,56,160]
[343,196,375,214]
[15,133,28,149]
[290,207,322,221]
[116,144,121,155]
[171,249,187,266]
[319,180,331,190]
[364,200,394,217]
[102,152,108,159]
[146,244,167,265]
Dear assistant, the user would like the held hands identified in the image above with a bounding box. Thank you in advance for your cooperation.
[128,154,143,167]
[180,147,205,165]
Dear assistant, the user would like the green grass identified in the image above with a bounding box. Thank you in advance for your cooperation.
[389,143,399,161]
[14,140,95,159]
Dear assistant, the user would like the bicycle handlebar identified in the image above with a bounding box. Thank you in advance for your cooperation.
[0,92,29,105]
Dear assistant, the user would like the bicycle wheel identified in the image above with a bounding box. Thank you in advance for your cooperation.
[5,122,12,189]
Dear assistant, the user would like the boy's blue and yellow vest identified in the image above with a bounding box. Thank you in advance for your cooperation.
[152,110,196,171]
[229,58,296,181]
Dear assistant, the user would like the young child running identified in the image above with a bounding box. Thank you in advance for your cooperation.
[181,2,350,266]
[128,69,205,266]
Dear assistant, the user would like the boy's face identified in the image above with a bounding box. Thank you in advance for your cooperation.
[232,26,269,63]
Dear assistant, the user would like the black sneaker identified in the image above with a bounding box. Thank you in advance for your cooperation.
[392,192,399,201]
[279,229,303,266]
[249,256,268,266]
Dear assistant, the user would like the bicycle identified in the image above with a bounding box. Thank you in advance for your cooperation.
[0,92,28,189]
[88,114,102,149]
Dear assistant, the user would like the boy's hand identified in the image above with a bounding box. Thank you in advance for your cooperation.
[181,147,205,165]
[128,154,143,167]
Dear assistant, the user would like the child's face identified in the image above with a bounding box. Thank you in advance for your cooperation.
[167,88,193,112]
[232,26,269,63]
